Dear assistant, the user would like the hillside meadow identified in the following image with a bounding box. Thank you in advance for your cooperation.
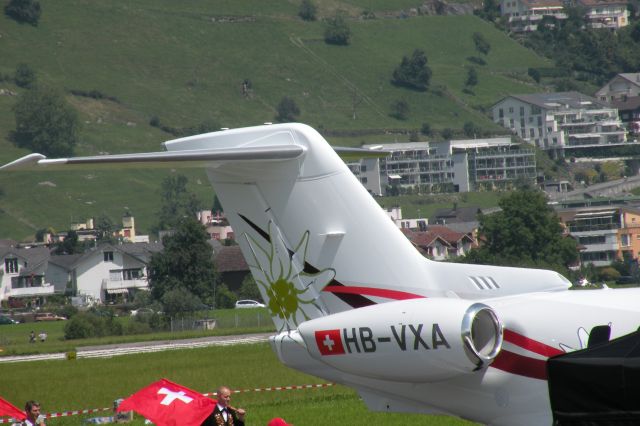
[0,343,477,425]
[0,0,550,240]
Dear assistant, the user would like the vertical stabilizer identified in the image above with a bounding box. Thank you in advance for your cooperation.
[163,123,431,331]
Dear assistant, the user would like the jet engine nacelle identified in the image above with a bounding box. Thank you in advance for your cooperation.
[298,298,503,382]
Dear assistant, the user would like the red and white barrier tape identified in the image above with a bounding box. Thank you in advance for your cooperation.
[204,382,334,397]
[0,383,334,423]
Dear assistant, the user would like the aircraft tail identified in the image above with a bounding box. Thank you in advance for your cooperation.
[160,123,431,332]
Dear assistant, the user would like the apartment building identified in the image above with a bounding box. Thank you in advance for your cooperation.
[577,0,630,30]
[349,138,536,195]
[500,0,566,32]
[492,92,628,157]
[557,206,640,267]
[501,0,628,32]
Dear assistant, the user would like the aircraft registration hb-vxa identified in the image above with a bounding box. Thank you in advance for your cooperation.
[4,123,640,425]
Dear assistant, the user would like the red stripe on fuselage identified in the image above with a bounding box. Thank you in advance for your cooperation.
[322,285,425,300]
[503,329,564,357]
[490,349,548,380]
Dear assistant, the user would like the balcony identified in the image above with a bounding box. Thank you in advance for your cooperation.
[102,278,148,292]
[9,283,55,298]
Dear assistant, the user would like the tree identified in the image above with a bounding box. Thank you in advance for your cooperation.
[14,63,36,88]
[420,122,432,136]
[441,128,454,140]
[12,85,79,157]
[238,274,262,302]
[4,0,41,26]
[212,194,223,214]
[94,213,115,242]
[465,67,478,88]
[389,99,409,120]
[149,218,217,304]
[53,230,84,255]
[392,49,432,91]
[473,32,491,56]
[463,121,479,137]
[461,188,578,270]
[155,174,201,232]
[298,0,317,21]
[275,96,300,122]
[324,13,351,45]
[161,287,204,318]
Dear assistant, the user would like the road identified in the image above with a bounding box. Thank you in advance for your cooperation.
[0,332,272,363]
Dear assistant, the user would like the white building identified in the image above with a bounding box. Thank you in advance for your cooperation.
[0,246,54,304]
[501,0,566,32]
[578,0,629,30]
[350,137,535,195]
[47,242,162,303]
[501,0,628,32]
[492,92,628,157]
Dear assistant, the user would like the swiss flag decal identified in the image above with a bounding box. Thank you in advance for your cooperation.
[315,329,345,356]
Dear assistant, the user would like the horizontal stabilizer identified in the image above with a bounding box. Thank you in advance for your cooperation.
[0,145,304,171]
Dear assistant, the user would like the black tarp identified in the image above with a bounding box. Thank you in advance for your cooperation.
[547,329,640,425]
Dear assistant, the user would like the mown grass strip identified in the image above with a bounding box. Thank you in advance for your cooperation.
[0,342,476,425]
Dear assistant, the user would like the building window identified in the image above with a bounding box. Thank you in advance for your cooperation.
[530,128,535,137]
[509,107,514,113]
[361,177,368,184]
[104,251,114,262]
[510,119,515,128]
[520,106,525,116]
[361,165,367,172]
[621,234,631,247]
[4,258,18,273]
[499,108,504,118]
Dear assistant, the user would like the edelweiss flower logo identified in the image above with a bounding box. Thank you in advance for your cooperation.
[245,221,335,331]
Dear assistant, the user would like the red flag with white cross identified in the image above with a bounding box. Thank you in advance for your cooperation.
[315,329,346,355]
[117,378,214,426]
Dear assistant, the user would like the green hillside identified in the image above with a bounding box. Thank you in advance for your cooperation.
[0,0,551,240]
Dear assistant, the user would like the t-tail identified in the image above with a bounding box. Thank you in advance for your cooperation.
[1,123,569,333]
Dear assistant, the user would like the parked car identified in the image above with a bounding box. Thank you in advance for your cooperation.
[0,315,18,325]
[34,312,67,321]
[235,299,266,309]
[130,308,155,316]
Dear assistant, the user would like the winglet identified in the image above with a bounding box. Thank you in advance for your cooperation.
[0,153,48,171]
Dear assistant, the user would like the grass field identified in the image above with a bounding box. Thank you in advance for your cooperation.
[0,342,477,425]
[0,0,551,240]
[0,308,275,356]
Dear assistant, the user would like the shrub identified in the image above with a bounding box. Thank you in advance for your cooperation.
[298,0,317,21]
[64,314,94,339]
[390,100,409,120]
[14,63,36,88]
[275,96,300,122]
[420,122,432,136]
[324,14,351,45]
[392,49,432,91]
[4,0,41,26]
[215,283,237,309]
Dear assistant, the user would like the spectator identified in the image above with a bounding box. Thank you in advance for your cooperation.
[38,332,47,343]
[22,400,45,425]
[201,386,245,426]
[29,331,35,344]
